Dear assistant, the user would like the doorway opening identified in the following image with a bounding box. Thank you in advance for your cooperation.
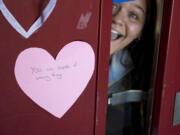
[106,0,164,134]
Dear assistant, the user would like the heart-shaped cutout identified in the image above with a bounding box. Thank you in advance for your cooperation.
[0,0,56,38]
[14,41,95,118]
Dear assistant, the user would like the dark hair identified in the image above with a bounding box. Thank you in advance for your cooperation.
[125,0,157,90]
[124,1,157,134]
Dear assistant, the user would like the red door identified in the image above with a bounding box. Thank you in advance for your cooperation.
[151,0,180,134]
[0,0,112,134]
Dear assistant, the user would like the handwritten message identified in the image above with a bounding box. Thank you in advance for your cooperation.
[14,41,95,118]
[30,62,77,82]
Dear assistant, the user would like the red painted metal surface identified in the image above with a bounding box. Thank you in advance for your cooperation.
[151,0,180,134]
[95,0,112,135]
[0,0,104,134]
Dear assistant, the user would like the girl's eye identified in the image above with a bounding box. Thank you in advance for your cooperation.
[129,12,138,20]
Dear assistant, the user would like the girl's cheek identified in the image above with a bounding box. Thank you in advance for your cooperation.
[128,24,142,37]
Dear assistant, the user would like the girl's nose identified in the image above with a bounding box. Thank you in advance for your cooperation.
[113,11,126,27]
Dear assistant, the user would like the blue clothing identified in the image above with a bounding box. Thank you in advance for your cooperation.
[113,0,135,4]
[108,50,133,94]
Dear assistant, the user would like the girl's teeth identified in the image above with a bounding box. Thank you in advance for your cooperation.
[111,30,122,40]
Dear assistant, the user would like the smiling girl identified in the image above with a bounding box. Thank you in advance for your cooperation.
[107,0,156,134]
[111,0,146,55]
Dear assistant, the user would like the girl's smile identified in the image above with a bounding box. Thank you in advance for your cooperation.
[111,29,123,40]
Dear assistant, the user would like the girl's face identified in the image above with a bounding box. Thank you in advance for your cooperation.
[110,0,147,55]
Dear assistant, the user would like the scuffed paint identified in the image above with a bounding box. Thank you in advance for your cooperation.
[76,11,92,30]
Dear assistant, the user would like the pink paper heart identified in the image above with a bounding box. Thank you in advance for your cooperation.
[14,41,95,118]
